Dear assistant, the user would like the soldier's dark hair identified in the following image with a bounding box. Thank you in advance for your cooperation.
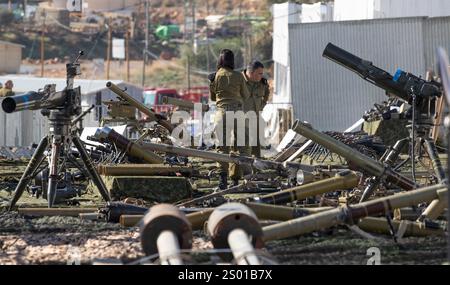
[217,49,235,70]
[247,60,264,72]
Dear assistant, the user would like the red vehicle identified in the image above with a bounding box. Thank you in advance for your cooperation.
[143,88,180,115]
[179,86,209,104]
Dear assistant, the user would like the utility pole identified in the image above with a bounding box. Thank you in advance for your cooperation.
[106,17,112,80]
[40,12,46,77]
[205,0,210,72]
[8,0,11,12]
[184,0,188,43]
[126,27,130,82]
[142,0,149,87]
[191,0,196,45]
[24,0,27,18]
[187,56,191,91]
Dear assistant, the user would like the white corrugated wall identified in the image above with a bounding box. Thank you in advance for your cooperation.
[334,0,450,21]
[289,17,428,131]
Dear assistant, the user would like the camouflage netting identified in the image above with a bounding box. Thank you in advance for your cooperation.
[89,176,192,203]
[363,118,410,149]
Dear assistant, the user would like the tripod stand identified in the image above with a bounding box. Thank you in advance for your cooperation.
[398,105,446,185]
[360,93,445,202]
[6,51,110,209]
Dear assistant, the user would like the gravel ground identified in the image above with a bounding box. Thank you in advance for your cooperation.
[0,212,447,265]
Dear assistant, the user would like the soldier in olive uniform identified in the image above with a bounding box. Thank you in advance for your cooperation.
[209,49,250,189]
[0,80,15,97]
[242,60,270,158]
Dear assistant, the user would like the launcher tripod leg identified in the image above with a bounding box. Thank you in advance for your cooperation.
[9,136,49,210]
[72,136,111,202]
[47,136,62,208]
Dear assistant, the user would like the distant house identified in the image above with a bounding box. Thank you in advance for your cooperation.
[49,0,140,14]
[0,41,24,74]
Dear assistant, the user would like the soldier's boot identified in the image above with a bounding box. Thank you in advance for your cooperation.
[231,178,239,187]
[217,171,228,190]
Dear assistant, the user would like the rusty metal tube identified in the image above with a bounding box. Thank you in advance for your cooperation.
[291,120,417,190]
[94,127,164,164]
[162,96,209,112]
[18,208,97,217]
[97,164,192,176]
[263,184,447,242]
[360,138,409,202]
[207,203,264,262]
[423,139,447,183]
[418,198,447,221]
[253,171,359,205]
[106,81,174,132]
[140,204,192,261]
[357,217,445,237]
[119,205,332,229]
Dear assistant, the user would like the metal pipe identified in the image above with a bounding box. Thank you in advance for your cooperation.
[156,230,184,265]
[119,204,333,229]
[207,203,264,262]
[142,140,313,174]
[162,96,209,112]
[228,228,261,265]
[97,164,193,176]
[423,139,447,183]
[357,217,445,237]
[106,82,174,132]
[418,199,447,221]
[252,171,359,205]
[71,104,95,126]
[360,138,408,202]
[292,120,417,190]
[94,127,164,164]
[18,208,97,217]
[263,184,447,242]
[140,204,192,262]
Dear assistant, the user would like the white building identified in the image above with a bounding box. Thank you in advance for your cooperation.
[334,0,450,21]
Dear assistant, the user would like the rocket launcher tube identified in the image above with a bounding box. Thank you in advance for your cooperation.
[106,81,174,132]
[291,120,417,190]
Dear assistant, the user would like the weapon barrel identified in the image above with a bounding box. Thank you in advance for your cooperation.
[18,208,97,217]
[322,43,404,99]
[357,217,445,237]
[142,141,251,165]
[291,120,416,190]
[253,171,360,205]
[322,42,368,74]
[97,164,193,176]
[106,81,174,132]
[162,96,209,112]
[263,183,447,241]
[141,141,307,173]
[94,127,164,164]
[71,104,95,125]
[1,91,65,113]
[120,204,332,228]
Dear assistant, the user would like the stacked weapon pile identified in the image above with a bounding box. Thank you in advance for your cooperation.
[1,44,450,265]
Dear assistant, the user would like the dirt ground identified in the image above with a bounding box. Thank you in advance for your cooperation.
[0,158,448,265]
[0,210,447,265]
